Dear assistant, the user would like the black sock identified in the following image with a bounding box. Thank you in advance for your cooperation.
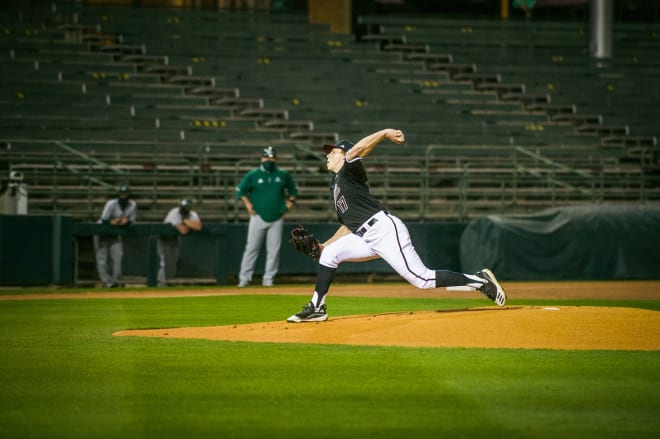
[435,270,481,288]
[312,264,336,307]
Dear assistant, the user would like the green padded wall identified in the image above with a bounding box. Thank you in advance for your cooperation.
[0,215,74,286]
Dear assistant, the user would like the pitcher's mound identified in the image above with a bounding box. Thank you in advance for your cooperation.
[114,306,660,351]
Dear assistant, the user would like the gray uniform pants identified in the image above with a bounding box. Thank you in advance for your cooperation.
[238,215,283,285]
[94,235,123,287]
[157,236,181,286]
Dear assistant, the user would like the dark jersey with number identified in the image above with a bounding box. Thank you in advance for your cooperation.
[330,157,386,232]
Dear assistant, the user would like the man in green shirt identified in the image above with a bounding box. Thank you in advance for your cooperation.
[235,146,298,287]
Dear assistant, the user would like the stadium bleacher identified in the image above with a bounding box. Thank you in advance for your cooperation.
[1,2,658,222]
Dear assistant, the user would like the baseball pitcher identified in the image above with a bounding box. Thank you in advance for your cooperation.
[287,129,506,322]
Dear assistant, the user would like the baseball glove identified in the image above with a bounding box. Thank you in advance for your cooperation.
[289,225,321,261]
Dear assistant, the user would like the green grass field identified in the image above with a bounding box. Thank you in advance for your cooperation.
[1,289,659,438]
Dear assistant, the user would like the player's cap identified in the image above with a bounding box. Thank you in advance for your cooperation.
[323,139,353,154]
[180,199,191,208]
[262,146,277,158]
[118,185,131,196]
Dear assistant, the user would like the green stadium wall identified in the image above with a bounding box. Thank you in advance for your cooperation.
[0,217,465,286]
[1,206,659,287]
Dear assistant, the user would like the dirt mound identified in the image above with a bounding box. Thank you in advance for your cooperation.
[115,306,660,351]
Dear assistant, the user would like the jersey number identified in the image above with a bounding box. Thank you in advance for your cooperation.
[336,195,348,213]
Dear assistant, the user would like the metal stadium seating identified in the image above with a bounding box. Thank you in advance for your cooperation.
[1,2,658,222]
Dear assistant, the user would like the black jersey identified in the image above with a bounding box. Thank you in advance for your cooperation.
[330,157,386,232]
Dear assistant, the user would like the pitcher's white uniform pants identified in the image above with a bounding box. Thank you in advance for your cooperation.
[319,210,436,289]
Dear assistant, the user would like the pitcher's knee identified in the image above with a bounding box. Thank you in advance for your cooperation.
[407,277,435,290]
[318,249,340,268]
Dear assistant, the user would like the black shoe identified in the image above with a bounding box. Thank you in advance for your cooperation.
[286,302,328,323]
[475,269,506,306]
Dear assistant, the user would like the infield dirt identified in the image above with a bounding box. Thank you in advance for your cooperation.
[109,281,660,351]
[115,305,660,351]
[2,281,658,350]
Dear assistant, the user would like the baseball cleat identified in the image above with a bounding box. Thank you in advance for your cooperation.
[287,302,328,323]
[476,269,506,306]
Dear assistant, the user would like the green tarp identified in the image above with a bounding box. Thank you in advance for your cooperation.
[460,205,660,280]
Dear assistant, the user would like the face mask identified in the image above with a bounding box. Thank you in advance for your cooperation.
[262,161,275,172]
[118,198,129,209]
